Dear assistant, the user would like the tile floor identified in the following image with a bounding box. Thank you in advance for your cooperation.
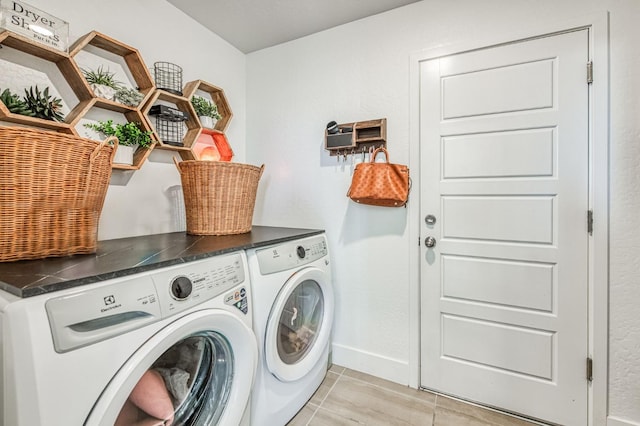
[287,365,544,426]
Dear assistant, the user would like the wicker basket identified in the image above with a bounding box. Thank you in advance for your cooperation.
[0,127,116,262]
[175,159,264,235]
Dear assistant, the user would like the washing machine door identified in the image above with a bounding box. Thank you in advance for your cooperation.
[85,309,257,426]
[264,266,334,382]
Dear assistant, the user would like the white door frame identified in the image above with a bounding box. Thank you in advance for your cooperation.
[407,12,609,426]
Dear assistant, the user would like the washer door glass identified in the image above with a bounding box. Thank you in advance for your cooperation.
[266,266,334,382]
[276,279,324,365]
[86,310,257,426]
[115,331,233,426]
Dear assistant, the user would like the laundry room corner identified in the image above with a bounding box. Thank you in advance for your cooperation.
[2,0,640,424]
[246,1,640,425]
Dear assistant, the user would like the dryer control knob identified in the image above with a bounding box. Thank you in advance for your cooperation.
[170,276,193,300]
[296,245,306,259]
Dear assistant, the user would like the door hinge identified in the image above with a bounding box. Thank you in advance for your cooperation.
[587,357,593,382]
[587,61,593,84]
[587,210,594,235]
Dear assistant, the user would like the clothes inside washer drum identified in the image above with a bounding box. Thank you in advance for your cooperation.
[277,280,324,365]
[115,369,174,426]
[155,367,190,403]
[114,331,234,426]
[154,337,205,404]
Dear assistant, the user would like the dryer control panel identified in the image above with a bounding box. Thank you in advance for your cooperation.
[45,252,246,353]
[151,252,246,317]
[256,235,328,275]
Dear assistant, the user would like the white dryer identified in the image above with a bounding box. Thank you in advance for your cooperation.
[246,233,334,426]
[0,251,257,426]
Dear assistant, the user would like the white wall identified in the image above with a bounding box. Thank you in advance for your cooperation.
[246,0,640,424]
[17,0,247,240]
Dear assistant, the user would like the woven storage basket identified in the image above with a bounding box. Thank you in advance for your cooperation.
[0,127,116,262]
[175,159,264,235]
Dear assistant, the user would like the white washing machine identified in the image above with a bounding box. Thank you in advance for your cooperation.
[0,251,257,426]
[246,233,334,426]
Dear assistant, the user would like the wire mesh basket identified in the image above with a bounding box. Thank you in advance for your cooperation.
[150,104,189,146]
[154,61,183,96]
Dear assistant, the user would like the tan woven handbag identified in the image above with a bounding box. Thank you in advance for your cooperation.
[347,147,410,207]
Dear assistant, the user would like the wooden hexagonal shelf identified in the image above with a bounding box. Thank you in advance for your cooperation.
[183,80,233,133]
[141,89,201,159]
[69,31,155,112]
[0,30,93,133]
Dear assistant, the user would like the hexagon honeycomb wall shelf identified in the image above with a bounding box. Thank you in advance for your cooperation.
[183,79,233,133]
[69,31,155,112]
[1,30,235,169]
[0,30,93,133]
[142,89,201,160]
[69,31,157,170]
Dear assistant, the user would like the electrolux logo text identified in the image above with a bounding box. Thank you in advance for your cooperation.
[101,294,121,312]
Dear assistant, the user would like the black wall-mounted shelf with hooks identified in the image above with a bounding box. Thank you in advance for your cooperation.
[325,118,386,156]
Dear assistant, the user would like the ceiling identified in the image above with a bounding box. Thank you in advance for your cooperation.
[167,0,422,53]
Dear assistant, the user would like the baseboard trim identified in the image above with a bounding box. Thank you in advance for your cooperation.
[331,342,409,386]
[609,416,640,426]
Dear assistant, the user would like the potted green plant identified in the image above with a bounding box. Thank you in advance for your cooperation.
[81,66,122,100]
[84,120,153,165]
[23,86,65,122]
[190,95,221,129]
[0,88,35,117]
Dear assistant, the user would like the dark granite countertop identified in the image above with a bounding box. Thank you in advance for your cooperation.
[0,226,324,298]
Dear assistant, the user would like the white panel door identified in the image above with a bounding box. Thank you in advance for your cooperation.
[420,30,589,426]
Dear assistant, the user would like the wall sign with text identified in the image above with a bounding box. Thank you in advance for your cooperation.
[0,0,69,52]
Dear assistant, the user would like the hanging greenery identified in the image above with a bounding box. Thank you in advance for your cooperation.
[84,120,153,148]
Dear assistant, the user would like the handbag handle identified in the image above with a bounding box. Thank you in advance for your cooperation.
[371,147,389,163]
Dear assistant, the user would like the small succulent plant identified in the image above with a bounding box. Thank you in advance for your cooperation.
[114,87,144,107]
[0,88,35,117]
[84,119,153,148]
[23,86,65,122]
[81,66,122,89]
